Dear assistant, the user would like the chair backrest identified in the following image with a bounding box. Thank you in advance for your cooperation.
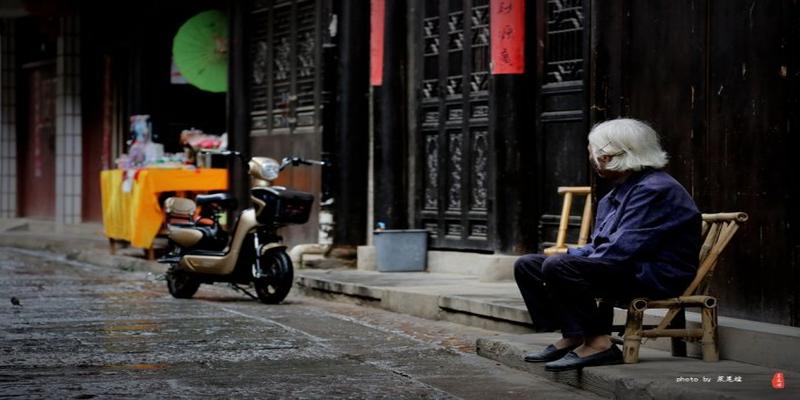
[653,212,748,331]
[544,186,592,255]
[685,212,749,297]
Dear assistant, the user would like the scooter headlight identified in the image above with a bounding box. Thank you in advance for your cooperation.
[260,159,280,181]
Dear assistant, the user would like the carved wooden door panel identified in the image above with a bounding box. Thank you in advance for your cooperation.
[416,0,492,251]
[249,0,321,136]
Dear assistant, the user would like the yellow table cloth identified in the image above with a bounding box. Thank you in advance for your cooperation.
[100,168,228,248]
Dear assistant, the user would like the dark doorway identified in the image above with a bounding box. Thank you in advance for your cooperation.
[534,0,591,250]
[19,62,56,219]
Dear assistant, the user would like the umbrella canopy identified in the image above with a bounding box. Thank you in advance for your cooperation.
[172,10,229,93]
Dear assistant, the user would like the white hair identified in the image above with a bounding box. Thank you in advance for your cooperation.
[587,118,668,171]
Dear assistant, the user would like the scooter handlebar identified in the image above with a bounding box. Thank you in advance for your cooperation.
[279,156,328,170]
[197,149,244,163]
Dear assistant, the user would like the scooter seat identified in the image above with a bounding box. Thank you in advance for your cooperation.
[195,193,238,210]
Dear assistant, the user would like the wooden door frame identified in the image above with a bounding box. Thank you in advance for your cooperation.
[18,59,57,219]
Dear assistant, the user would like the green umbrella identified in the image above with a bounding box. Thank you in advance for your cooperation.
[172,10,229,93]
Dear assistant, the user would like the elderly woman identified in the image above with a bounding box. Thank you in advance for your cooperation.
[514,118,700,371]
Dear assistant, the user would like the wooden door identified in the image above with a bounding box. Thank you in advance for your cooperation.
[415,0,493,251]
[535,0,590,249]
[19,63,56,219]
[248,0,324,245]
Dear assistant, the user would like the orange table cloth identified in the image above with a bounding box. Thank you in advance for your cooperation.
[100,168,228,248]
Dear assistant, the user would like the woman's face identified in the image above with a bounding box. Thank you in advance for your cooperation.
[588,145,613,177]
[588,145,626,180]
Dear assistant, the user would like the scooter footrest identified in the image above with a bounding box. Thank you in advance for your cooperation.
[157,256,181,264]
[185,249,226,257]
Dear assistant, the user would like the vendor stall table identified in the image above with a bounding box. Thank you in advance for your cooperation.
[100,168,228,258]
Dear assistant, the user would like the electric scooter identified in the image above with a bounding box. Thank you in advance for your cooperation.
[158,152,324,304]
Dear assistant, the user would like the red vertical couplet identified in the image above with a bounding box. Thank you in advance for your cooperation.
[490,0,525,74]
[370,0,386,86]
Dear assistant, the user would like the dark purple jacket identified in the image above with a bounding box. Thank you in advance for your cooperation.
[568,168,701,298]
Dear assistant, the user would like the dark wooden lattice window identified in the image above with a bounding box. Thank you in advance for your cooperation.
[417,0,492,251]
[544,0,584,84]
[249,0,321,135]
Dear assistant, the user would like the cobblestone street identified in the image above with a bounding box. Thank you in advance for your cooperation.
[0,247,600,399]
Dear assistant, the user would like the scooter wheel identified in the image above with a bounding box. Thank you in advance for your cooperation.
[253,251,294,304]
[166,266,200,299]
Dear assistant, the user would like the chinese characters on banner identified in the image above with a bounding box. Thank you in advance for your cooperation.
[370,0,386,86]
[491,0,525,74]
[772,372,785,389]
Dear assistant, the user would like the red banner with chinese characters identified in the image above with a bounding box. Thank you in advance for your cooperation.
[370,0,386,86]
[491,0,525,74]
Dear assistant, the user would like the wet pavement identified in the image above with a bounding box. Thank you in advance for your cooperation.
[0,247,601,399]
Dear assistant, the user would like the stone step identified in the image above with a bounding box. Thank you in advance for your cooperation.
[477,333,799,400]
[295,269,800,372]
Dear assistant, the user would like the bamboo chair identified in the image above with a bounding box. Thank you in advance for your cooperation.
[543,187,593,256]
[620,212,749,363]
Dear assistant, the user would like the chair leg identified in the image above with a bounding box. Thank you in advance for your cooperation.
[623,303,645,363]
[555,192,573,250]
[701,306,719,361]
[670,308,688,357]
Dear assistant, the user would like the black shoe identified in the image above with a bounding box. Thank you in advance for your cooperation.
[524,344,580,363]
[544,345,623,372]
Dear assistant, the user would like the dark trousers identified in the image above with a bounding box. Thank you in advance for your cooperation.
[513,253,640,338]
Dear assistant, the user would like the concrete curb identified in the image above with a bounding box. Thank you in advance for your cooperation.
[355,246,517,281]
[476,334,799,400]
[0,233,165,275]
[295,275,386,301]
[438,294,532,325]
[426,251,518,282]
[295,271,535,334]
[295,269,800,372]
